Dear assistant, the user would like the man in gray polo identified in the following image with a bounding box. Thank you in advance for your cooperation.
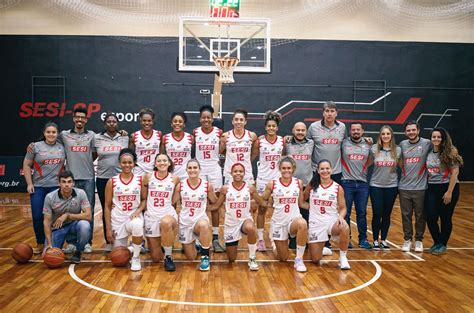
[399,120,431,253]
[307,101,347,184]
[43,170,91,263]
[341,123,372,249]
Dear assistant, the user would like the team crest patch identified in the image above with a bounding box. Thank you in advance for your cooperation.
[272,229,281,239]
[309,233,318,241]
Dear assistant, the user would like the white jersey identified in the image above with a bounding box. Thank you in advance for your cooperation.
[146,172,176,218]
[224,182,252,228]
[179,179,209,227]
[133,130,161,175]
[111,174,142,226]
[194,126,222,171]
[224,130,254,183]
[271,177,302,226]
[309,181,340,225]
[257,135,284,183]
[163,132,193,180]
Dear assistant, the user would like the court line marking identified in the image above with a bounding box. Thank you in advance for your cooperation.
[350,221,425,261]
[68,260,382,307]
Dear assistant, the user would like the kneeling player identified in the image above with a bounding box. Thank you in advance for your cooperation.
[144,154,179,272]
[304,160,350,270]
[104,149,147,271]
[174,159,217,271]
[213,163,268,270]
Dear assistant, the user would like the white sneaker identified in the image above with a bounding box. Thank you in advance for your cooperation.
[322,247,333,256]
[248,257,259,271]
[401,240,412,252]
[84,243,92,254]
[63,244,76,254]
[414,241,423,252]
[339,256,351,270]
[294,257,307,272]
[104,243,112,252]
[130,257,141,271]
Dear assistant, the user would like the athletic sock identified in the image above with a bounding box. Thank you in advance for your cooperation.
[257,229,264,241]
[164,246,172,257]
[340,250,347,258]
[132,244,141,258]
[296,245,306,259]
[248,244,257,258]
[212,227,219,240]
[201,246,210,257]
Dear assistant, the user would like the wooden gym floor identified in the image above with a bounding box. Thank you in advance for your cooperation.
[0,184,473,312]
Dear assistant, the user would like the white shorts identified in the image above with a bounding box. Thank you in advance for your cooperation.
[144,211,178,238]
[224,218,253,243]
[178,216,210,244]
[308,217,339,243]
[112,215,144,240]
[201,169,223,193]
[269,218,300,241]
[256,179,268,195]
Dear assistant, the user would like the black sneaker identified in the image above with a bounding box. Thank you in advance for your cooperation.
[164,255,176,272]
[70,251,81,264]
[380,241,390,250]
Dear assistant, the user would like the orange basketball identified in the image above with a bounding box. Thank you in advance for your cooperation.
[110,246,131,267]
[12,243,33,263]
[43,247,65,269]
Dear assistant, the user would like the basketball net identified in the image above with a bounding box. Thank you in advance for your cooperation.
[213,56,239,84]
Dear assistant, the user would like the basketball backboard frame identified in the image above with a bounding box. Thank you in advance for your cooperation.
[178,17,271,73]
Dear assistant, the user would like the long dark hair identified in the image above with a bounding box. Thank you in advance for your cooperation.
[310,159,332,192]
[431,127,463,168]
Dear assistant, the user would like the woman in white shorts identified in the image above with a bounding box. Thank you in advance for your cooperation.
[104,148,147,271]
[194,105,225,253]
[304,159,350,270]
[143,153,179,272]
[212,163,268,271]
[174,159,217,271]
[261,156,309,272]
[256,111,285,251]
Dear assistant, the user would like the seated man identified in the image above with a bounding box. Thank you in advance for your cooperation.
[43,170,91,263]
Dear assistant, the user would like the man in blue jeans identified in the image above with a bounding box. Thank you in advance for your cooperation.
[43,171,91,263]
[341,123,372,249]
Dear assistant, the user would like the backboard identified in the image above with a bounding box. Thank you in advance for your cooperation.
[179,17,271,73]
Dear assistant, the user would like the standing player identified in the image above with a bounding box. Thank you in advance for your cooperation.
[220,109,259,185]
[162,112,193,181]
[304,160,350,270]
[261,157,308,272]
[256,111,284,252]
[193,105,225,253]
[143,154,179,271]
[130,108,162,176]
[399,121,431,252]
[23,122,66,254]
[369,125,401,250]
[94,113,129,251]
[104,149,146,271]
[425,128,463,254]
[341,123,372,249]
[174,160,218,271]
[213,163,268,271]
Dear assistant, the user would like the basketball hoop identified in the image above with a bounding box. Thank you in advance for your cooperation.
[213,56,239,84]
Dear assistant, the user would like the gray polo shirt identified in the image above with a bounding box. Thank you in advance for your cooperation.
[307,120,347,174]
[426,151,459,184]
[43,188,90,226]
[285,138,314,185]
[370,146,401,188]
[59,129,95,180]
[94,132,129,179]
[399,137,431,190]
[24,141,66,187]
[341,138,371,182]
